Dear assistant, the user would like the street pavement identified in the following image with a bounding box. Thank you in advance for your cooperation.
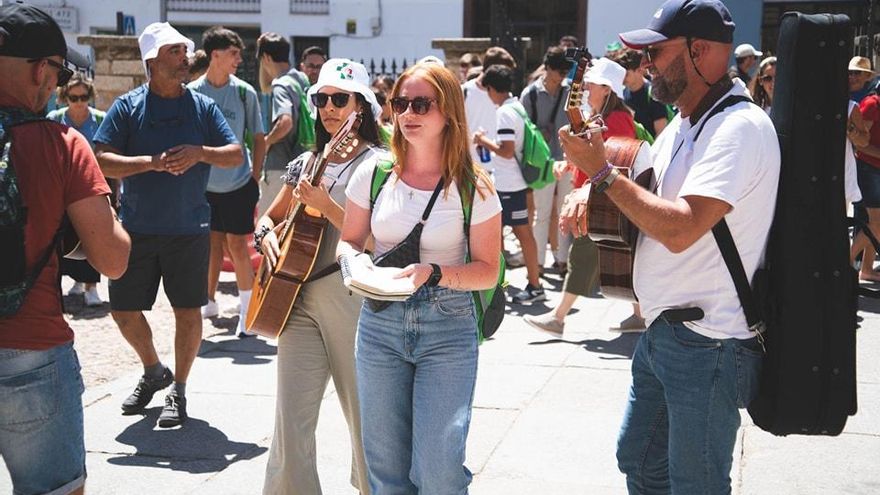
[2,266,879,494]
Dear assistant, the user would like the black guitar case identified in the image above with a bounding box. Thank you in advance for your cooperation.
[747,12,858,436]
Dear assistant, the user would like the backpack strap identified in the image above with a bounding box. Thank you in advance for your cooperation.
[369,159,395,211]
[527,85,539,123]
[694,94,765,334]
[236,80,249,136]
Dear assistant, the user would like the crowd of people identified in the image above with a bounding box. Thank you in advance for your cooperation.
[1,0,870,493]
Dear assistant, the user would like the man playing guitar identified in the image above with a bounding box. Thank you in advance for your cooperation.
[559,0,780,492]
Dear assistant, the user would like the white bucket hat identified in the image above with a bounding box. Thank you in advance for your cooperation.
[138,22,195,76]
[583,57,626,99]
[306,58,383,120]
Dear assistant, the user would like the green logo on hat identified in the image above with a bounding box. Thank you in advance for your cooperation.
[336,62,354,80]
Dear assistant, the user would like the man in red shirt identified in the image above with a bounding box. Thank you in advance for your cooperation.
[0,4,130,495]
[854,91,880,280]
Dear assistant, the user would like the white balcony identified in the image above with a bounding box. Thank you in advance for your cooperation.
[289,0,329,15]
[165,0,260,13]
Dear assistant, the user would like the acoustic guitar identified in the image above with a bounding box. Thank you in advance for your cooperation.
[246,112,363,338]
[565,51,652,302]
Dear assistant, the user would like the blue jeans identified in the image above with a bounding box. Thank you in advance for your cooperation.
[0,342,86,495]
[616,319,763,495]
[356,286,479,495]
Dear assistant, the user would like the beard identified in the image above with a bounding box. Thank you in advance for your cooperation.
[651,53,688,104]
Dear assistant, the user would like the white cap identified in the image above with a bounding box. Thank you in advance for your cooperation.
[734,43,762,58]
[306,58,383,120]
[138,22,195,75]
[583,57,626,99]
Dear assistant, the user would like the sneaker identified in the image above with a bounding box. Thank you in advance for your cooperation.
[524,312,564,337]
[511,284,547,304]
[551,261,568,277]
[610,314,646,333]
[68,282,85,296]
[84,286,103,307]
[121,367,174,415]
[201,299,219,319]
[157,391,187,428]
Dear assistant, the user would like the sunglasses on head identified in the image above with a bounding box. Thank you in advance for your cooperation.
[28,58,73,87]
[311,92,351,109]
[390,96,435,115]
[67,94,90,103]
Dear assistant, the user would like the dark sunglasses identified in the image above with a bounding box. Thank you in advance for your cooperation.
[67,94,90,103]
[642,38,691,65]
[311,92,351,109]
[390,96,435,115]
[759,75,774,83]
[28,58,73,87]
[850,70,870,77]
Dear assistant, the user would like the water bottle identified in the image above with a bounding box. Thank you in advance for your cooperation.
[477,145,491,163]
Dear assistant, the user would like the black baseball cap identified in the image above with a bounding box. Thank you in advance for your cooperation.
[618,0,736,49]
[0,2,89,69]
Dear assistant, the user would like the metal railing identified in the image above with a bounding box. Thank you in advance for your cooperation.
[165,0,260,13]
[290,0,329,15]
[361,57,412,80]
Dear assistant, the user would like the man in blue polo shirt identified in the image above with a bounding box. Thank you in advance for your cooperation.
[94,22,242,428]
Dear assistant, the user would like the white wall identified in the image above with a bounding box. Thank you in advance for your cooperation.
[39,0,461,68]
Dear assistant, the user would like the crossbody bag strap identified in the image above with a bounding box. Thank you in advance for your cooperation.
[548,85,565,124]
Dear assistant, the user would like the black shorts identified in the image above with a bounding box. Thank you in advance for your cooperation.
[498,189,529,226]
[857,159,880,208]
[206,178,259,235]
[109,233,210,311]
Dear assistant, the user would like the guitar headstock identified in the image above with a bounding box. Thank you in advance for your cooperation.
[565,47,593,134]
[322,111,363,161]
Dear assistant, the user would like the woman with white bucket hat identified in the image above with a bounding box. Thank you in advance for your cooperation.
[256,58,384,494]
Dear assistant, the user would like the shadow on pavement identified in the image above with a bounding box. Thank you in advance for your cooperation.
[64,295,111,320]
[528,332,639,359]
[858,292,880,315]
[198,336,277,365]
[108,409,267,474]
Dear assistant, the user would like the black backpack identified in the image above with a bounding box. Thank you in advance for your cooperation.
[0,108,64,317]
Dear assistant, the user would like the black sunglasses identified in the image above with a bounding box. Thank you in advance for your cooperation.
[28,58,73,87]
[67,94,90,103]
[311,92,351,109]
[642,37,691,65]
[390,96,435,115]
[759,75,774,83]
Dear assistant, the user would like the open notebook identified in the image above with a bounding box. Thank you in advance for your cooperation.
[339,254,416,301]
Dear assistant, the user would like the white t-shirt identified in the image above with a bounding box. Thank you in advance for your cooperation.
[845,101,863,204]
[494,97,528,192]
[463,78,498,172]
[634,80,781,340]
[346,156,502,266]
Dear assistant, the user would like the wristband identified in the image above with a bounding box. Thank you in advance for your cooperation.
[426,263,443,287]
[589,162,613,184]
[594,168,620,193]
[253,225,271,255]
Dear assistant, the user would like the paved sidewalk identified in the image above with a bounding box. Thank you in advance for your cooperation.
[2,268,879,494]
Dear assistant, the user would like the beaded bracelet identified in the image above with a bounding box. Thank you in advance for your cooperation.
[589,162,613,184]
[253,225,271,255]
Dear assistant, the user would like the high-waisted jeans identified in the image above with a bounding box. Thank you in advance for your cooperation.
[356,286,479,495]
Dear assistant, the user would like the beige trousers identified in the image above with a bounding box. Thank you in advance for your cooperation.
[262,275,369,494]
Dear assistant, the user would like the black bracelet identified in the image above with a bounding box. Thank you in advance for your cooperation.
[253,225,271,255]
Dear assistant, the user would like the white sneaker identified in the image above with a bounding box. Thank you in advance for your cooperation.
[201,300,219,319]
[84,286,103,307]
[68,282,85,296]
